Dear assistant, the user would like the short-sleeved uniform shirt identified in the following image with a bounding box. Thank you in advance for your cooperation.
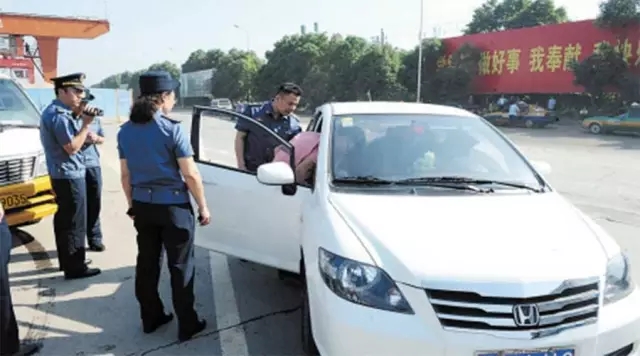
[117,111,193,205]
[82,118,105,168]
[39,99,87,180]
[235,101,302,171]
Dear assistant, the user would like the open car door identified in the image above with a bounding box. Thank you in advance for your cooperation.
[190,106,311,273]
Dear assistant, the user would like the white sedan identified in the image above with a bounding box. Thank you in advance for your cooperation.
[190,102,640,356]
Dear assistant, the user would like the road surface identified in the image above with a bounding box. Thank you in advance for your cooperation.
[7,114,640,355]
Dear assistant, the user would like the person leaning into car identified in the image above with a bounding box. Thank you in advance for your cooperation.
[234,83,303,172]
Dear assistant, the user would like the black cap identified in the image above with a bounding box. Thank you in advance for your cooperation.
[139,71,180,95]
[82,88,95,102]
[51,72,87,90]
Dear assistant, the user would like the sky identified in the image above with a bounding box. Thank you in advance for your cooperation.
[3,0,601,85]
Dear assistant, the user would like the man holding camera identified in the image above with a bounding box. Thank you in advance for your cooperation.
[39,73,102,280]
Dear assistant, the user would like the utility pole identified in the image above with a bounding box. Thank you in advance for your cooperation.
[416,0,424,102]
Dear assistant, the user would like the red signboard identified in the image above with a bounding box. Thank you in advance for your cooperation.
[440,20,640,94]
[0,57,35,84]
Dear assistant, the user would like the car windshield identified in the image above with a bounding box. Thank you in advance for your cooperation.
[0,78,40,126]
[330,113,542,187]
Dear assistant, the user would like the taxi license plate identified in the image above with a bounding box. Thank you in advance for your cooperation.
[0,194,29,209]
[477,348,575,356]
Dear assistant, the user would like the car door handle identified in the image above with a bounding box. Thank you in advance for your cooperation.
[203,180,217,186]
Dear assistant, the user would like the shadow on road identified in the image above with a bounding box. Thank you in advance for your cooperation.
[9,229,303,355]
[499,123,640,150]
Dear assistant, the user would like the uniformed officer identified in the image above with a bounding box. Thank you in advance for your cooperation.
[234,83,303,172]
[39,73,101,280]
[81,89,106,252]
[1,204,43,356]
[117,71,209,341]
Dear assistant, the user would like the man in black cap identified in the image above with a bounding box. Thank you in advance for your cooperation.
[39,73,101,280]
[1,204,42,356]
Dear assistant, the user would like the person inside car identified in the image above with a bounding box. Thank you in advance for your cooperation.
[272,131,320,185]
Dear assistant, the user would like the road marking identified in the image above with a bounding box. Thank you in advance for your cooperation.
[209,252,249,355]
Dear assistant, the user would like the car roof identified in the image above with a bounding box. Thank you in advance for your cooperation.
[328,101,477,118]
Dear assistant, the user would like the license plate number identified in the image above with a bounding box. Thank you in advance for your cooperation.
[478,348,575,356]
[0,194,28,209]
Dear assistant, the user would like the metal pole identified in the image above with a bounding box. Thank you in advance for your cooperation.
[416,0,424,102]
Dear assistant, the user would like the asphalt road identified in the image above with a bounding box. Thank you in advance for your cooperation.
[7,113,640,355]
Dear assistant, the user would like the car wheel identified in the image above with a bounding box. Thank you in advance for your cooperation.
[525,119,534,128]
[301,274,320,355]
[589,123,602,134]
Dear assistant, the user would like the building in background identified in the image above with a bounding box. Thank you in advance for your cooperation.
[0,34,34,86]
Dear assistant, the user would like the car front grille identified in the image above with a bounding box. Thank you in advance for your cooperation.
[425,280,600,334]
[0,156,36,186]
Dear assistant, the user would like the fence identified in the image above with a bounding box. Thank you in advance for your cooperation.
[25,88,133,123]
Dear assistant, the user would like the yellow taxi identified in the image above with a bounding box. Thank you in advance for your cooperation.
[0,74,57,227]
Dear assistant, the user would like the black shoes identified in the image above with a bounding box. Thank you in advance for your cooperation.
[5,343,42,356]
[88,242,106,252]
[142,313,174,334]
[178,319,207,342]
[59,259,92,272]
[64,267,101,280]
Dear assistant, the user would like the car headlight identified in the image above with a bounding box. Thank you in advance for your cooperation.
[604,253,634,305]
[318,248,413,314]
[33,153,48,177]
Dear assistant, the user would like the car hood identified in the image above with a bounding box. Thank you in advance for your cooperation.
[0,128,42,157]
[328,191,608,286]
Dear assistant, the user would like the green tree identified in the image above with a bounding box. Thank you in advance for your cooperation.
[397,38,445,102]
[352,44,405,101]
[254,33,331,104]
[596,0,640,32]
[465,0,567,34]
[570,43,629,105]
[147,61,181,81]
[181,49,226,73]
[211,49,263,101]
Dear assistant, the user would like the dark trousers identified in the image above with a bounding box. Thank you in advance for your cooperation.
[51,178,87,272]
[0,217,19,355]
[132,200,198,329]
[85,167,103,245]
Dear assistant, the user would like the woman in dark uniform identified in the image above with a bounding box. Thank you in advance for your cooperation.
[117,71,211,342]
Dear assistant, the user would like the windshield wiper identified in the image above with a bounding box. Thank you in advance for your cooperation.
[334,175,490,193]
[332,176,396,185]
[397,176,543,193]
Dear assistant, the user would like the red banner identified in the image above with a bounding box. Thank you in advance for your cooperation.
[441,20,640,94]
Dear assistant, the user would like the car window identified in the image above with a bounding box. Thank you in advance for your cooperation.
[330,113,541,187]
[0,78,40,125]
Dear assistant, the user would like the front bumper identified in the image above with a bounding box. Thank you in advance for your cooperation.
[0,176,57,227]
[309,278,640,356]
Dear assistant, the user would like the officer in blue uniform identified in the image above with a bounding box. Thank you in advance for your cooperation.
[234,83,303,172]
[1,205,43,356]
[117,71,209,341]
[39,73,101,280]
[81,89,106,252]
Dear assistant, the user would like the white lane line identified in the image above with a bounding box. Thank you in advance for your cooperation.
[209,252,249,355]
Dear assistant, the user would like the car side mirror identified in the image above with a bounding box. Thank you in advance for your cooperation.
[256,162,295,185]
[531,160,551,175]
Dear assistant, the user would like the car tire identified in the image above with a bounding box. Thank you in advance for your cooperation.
[525,119,534,128]
[589,123,602,134]
[301,272,320,355]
